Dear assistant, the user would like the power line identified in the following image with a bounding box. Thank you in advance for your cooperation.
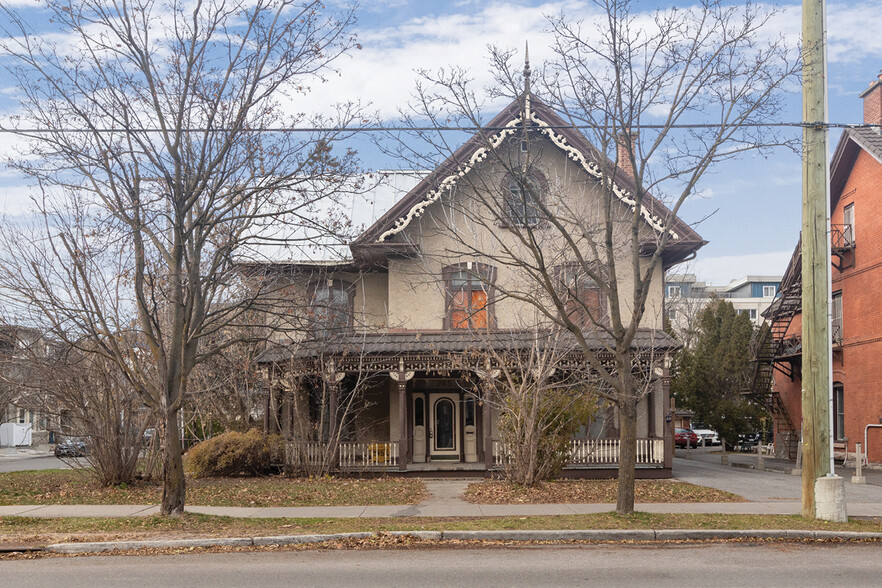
[0,122,880,134]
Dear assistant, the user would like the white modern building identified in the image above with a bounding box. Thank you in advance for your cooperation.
[665,274,782,345]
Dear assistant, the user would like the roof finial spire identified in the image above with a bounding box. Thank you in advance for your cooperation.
[523,41,531,95]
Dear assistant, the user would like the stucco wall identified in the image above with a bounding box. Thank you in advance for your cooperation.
[382,135,667,331]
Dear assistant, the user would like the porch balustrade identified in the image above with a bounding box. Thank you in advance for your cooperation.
[288,441,399,469]
[492,438,665,467]
[339,441,399,468]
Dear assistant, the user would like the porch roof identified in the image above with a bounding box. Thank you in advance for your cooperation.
[256,328,679,364]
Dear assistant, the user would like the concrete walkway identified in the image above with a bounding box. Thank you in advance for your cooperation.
[3,453,882,519]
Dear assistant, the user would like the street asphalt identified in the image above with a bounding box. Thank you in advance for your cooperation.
[12,543,882,587]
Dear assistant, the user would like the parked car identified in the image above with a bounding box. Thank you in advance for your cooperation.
[54,437,88,458]
[690,425,720,446]
[674,428,700,448]
[737,431,772,452]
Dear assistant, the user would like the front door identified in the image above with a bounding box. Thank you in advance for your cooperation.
[429,393,459,460]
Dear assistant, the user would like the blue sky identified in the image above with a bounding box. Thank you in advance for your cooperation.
[2,0,881,285]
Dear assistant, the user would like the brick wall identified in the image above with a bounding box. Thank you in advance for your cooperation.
[830,149,882,462]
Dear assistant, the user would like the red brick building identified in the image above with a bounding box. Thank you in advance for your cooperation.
[752,74,882,463]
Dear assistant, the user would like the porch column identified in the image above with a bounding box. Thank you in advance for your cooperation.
[390,368,414,471]
[661,358,673,469]
[477,369,500,468]
[280,385,292,441]
[322,361,345,465]
[482,392,493,467]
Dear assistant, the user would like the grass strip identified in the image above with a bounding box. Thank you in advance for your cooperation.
[0,470,426,507]
[1,512,880,546]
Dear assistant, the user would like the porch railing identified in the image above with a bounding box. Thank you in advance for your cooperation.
[493,438,665,467]
[287,441,399,469]
[339,441,399,468]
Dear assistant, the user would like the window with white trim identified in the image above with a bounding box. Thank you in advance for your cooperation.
[762,285,776,298]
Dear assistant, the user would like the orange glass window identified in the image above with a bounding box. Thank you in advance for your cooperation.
[449,270,489,329]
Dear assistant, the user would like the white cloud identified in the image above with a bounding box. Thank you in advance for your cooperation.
[692,250,793,286]
[826,1,882,64]
[288,2,588,120]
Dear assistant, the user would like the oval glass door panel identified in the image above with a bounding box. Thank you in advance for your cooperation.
[434,398,455,450]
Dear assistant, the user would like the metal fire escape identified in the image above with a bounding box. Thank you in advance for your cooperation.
[743,242,802,458]
[744,229,855,459]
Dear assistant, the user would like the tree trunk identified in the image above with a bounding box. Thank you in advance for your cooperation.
[616,398,638,514]
[161,408,186,516]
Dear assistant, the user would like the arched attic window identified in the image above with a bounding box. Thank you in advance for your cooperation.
[503,171,546,228]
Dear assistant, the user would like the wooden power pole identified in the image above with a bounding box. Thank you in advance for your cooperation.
[801,0,832,518]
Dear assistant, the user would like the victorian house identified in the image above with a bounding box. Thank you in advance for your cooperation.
[255,81,704,477]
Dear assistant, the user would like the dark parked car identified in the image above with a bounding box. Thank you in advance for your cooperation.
[54,437,88,457]
[674,428,700,448]
[737,431,772,452]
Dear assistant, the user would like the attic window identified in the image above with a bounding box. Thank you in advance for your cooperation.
[504,174,544,227]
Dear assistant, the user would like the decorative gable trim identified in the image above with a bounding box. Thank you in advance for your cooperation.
[375,94,678,243]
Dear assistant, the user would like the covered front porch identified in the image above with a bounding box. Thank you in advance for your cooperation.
[260,330,674,477]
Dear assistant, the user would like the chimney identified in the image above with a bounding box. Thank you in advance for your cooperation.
[859,71,882,126]
[616,131,637,180]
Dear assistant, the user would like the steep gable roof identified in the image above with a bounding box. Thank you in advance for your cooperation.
[831,128,882,207]
[352,93,705,266]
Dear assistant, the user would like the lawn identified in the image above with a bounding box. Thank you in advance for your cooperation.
[465,479,745,504]
[0,470,426,507]
[1,512,880,550]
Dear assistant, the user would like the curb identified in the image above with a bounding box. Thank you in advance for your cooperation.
[42,529,882,554]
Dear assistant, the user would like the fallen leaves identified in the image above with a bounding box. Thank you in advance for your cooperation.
[464,479,745,504]
[0,471,427,508]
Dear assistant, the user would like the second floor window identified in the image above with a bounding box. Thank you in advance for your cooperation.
[763,285,777,298]
[559,263,608,327]
[843,203,855,246]
[310,280,353,337]
[444,263,495,329]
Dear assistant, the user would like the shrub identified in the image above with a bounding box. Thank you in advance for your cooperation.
[187,429,282,478]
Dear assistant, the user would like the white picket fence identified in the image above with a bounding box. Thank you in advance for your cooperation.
[493,438,665,467]
[288,441,399,469]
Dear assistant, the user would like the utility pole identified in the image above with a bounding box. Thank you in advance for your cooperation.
[801,0,845,521]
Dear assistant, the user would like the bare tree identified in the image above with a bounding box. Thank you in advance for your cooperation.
[187,325,271,436]
[474,329,599,486]
[0,0,362,515]
[381,0,796,513]
[32,345,160,486]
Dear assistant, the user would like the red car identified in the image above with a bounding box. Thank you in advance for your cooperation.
[675,428,700,448]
